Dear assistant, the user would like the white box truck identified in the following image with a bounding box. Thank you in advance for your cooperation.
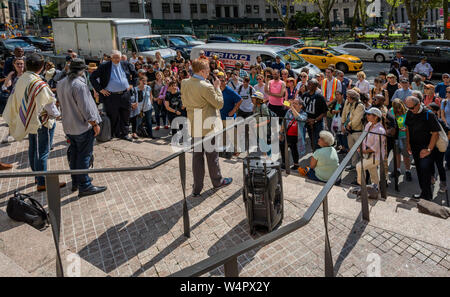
[47,18,176,65]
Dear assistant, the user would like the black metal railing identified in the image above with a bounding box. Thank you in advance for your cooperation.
[0,113,394,277]
[170,129,394,277]
[0,114,258,277]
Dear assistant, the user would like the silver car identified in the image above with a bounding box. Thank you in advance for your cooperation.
[335,42,395,63]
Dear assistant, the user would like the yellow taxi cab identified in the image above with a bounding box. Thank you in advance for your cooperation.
[295,47,363,73]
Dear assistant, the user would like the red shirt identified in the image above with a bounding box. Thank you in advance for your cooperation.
[287,119,298,136]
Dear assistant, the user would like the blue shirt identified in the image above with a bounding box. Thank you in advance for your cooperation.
[436,82,449,99]
[392,88,412,102]
[220,86,242,120]
[106,63,130,92]
[271,61,285,71]
[341,77,350,99]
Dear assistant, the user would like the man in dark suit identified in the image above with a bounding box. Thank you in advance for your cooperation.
[90,50,137,141]
[391,51,409,69]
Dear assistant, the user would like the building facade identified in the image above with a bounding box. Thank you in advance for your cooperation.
[57,0,443,30]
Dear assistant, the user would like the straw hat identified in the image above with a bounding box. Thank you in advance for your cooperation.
[88,63,98,70]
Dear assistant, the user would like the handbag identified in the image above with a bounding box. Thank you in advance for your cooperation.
[6,192,49,230]
[426,111,448,153]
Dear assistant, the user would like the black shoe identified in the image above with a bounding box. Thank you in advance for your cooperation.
[78,186,107,198]
[121,135,133,142]
[405,171,412,182]
[291,165,299,170]
[412,193,423,199]
[191,192,201,197]
[72,185,78,192]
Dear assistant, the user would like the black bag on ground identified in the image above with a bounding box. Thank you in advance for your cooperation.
[96,113,112,142]
[6,192,49,230]
[243,154,284,234]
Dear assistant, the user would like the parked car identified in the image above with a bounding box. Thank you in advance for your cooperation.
[165,34,205,46]
[295,46,363,73]
[206,35,240,43]
[0,39,38,59]
[162,36,194,59]
[335,42,395,63]
[13,36,53,51]
[400,40,450,75]
[264,37,305,50]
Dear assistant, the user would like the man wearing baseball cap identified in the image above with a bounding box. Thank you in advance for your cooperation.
[392,77,412,102]
[413,56,433,80]
[436,73,450,99]
[57,59,107,198]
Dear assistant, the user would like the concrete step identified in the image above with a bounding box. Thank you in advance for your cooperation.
[281,174,450,249]
[0,209,108,277]
[0,251,31,277]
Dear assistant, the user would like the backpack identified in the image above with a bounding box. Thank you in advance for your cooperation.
[96,113,112,142]
[6,192,49,230]
[238,85,253,98]
[426,110,448,153]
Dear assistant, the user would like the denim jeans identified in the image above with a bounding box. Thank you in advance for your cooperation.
[67,129,95,191]
[411,148,434,200]
[28,123,56,186]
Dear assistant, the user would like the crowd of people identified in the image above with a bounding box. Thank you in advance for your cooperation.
[0,45,449,201]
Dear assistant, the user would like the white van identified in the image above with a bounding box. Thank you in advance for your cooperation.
[190,43,321,78]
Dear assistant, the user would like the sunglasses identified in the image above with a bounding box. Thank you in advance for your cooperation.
[407,103,418,110]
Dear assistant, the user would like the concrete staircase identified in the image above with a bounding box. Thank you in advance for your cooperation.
[0,210,108,277]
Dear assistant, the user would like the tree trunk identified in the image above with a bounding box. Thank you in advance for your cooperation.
[351,0,360,38]
[444,0,449,40]
[386,0,398,36]
[328,12,333,39]
[410,17,418,44]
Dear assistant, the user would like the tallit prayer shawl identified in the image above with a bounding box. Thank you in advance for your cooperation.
[3,71,56,141]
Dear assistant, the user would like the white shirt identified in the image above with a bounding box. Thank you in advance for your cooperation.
[238,85,255,113]
[356,79,370,96]
[227,79,241,92]
[129,57,139,65]
[413,62,433,77]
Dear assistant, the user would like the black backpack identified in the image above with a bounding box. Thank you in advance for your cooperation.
[6,192,49,230]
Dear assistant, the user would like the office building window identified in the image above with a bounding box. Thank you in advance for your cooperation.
[246,5,251,14]
[200,4,207,14]
[290,6,294,14]
[100,1,112,13]
[266,5,270,13]
[173,3,181,13]
[233,6,239,17]
[190,3,197,14]
[254,5,259,14]
[129,2,139,13]
[272,7,277,13]
[225,6,230,18]
[344,8,349,20]
[162,3,170,13]
[216,5,221,18]
[333,9,338,21]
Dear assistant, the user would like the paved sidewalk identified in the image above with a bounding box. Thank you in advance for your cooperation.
[0,121,448,277]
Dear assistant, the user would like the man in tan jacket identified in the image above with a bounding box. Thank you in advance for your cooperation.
[181,59,233,196]
[341,89,365,170]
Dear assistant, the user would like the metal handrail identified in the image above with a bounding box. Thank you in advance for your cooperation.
[170,130,373,277]
[0,113,258,277]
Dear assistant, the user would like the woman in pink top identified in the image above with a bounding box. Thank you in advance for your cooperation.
[265,69,286,118]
